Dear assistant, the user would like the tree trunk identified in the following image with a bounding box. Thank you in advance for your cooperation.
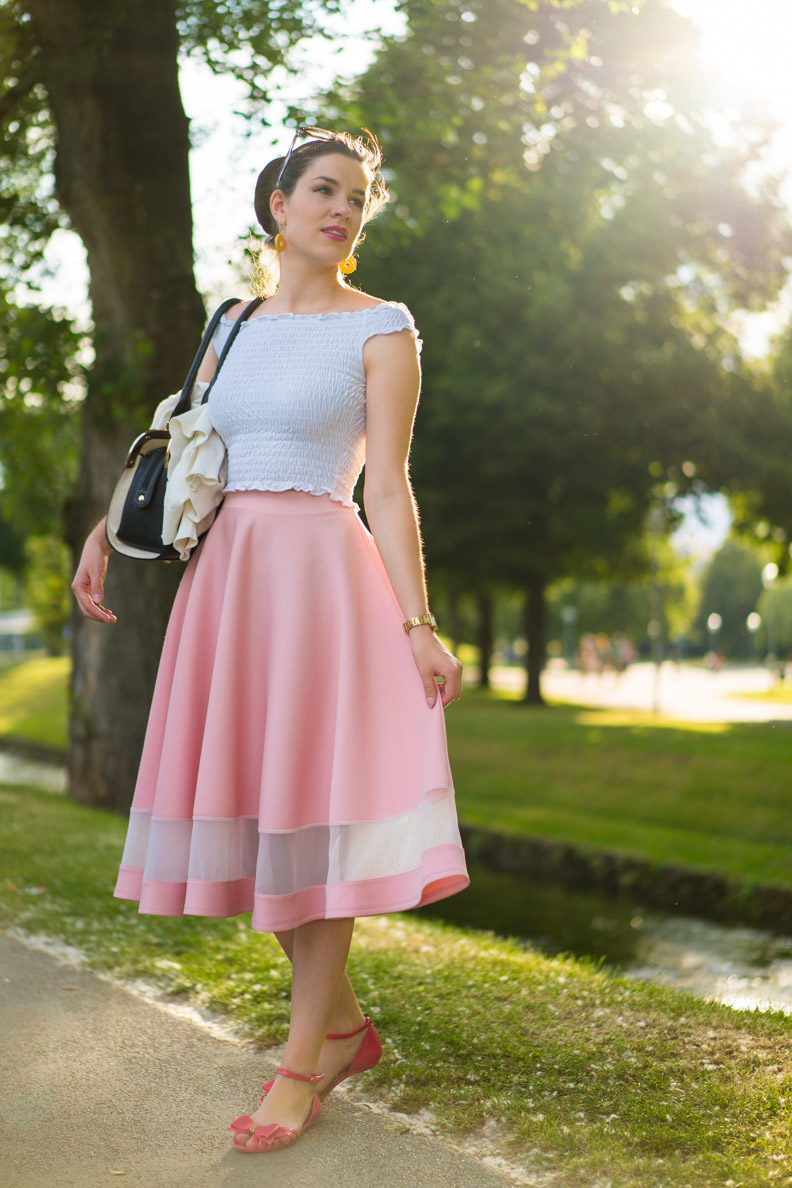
[476,590,493,690]
[28,0,206,810]
[522,574,546,706]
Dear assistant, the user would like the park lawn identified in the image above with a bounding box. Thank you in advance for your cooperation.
[1,658,791,891]
[0,655,69,750]
[739,686,792,704]
[446,691,792,890]
[1,783,791,1188]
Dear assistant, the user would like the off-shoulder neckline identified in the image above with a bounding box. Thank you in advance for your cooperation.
[220,300,406,325]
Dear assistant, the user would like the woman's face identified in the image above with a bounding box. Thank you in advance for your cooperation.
[273,151,370,265]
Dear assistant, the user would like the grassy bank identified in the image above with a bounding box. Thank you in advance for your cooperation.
[1,659,791,895]
[2,783,791,1187]
[741,686,792,704]
[447,691,792,891]
[0,655,68,750]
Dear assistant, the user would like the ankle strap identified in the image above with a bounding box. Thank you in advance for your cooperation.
[276,1067,325,1084]
[326,1015,371,1040]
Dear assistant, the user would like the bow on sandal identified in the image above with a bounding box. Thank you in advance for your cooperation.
[228,1067,324,1153]
[259,1016,382,1104]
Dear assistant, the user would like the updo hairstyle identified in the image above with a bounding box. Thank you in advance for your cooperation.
[254,128,389,246]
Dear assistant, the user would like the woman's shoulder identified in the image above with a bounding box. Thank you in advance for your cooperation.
[222,298,259,323]
[351,295,414,317]
[341,294,413,316]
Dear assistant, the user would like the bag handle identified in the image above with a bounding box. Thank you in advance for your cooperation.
[171,296,263,418]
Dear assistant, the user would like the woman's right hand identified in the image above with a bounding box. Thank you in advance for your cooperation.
[71,518,117,624]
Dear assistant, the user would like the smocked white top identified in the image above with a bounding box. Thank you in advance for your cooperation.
[208,301,422,508]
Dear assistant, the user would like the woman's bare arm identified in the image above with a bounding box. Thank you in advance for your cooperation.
[363,329,461,707]
[71,518,117,623]
[195,340,220,383]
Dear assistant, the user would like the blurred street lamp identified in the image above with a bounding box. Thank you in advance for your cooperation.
[746,612,761,665]
[707,612,722,660]
[560,605,578,668]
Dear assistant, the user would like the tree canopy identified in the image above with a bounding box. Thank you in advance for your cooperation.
[330,0,792,698]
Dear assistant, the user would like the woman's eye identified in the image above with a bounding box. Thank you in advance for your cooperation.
[314,185,364,209]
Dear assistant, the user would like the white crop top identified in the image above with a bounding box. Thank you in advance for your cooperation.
[208,301,422,508]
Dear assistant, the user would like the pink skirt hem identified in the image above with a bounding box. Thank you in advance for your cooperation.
[115,843,467,931]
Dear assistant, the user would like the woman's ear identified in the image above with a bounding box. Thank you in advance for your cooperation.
[270,188,286,227]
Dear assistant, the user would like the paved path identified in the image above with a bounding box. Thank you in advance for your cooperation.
[488,661,792,723]
[0,934,518,1188]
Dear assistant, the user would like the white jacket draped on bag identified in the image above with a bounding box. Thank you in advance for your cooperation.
[149,381,227,561]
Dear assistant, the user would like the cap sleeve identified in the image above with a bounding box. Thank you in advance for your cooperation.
[362,302,423,355]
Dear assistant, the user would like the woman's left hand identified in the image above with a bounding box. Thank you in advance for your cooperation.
[409,627,463,708]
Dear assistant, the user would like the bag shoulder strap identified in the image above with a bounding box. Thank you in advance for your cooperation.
[171,296,263,418]
[200,297,263,406]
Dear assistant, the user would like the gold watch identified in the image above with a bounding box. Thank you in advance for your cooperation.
[403,612,438,635]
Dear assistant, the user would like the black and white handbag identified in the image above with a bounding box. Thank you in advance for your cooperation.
[106,297,261,560]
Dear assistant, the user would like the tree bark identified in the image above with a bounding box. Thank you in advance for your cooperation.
[522,574,546,706]
[476,590,493,690]
[27,0,206,810]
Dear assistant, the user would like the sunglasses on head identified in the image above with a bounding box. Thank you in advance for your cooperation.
[274,126,339,190]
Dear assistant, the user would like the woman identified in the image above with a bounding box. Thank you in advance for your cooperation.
[72,127,469,1154]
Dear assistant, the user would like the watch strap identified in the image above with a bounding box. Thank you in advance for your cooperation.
[403,612,438,634]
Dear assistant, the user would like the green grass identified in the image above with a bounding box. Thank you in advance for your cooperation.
[1,783,791,1187]
[447,691,792,890]
[739,686,792,704]
[0,655,68,749]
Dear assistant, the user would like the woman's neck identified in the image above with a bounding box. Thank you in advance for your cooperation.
[268,259,351,314]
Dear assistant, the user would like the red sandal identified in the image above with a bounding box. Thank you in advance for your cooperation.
[229,1067,324,1153]
[259,1016,383,1104]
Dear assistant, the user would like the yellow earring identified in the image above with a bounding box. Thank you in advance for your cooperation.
[339,255,357,275]
[274,232,286,253]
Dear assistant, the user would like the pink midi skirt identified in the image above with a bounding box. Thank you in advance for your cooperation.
[114,490,469,932]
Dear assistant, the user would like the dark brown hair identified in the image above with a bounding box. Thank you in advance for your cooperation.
[254,128,389,245]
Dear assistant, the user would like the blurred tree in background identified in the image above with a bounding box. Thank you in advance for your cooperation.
[331,0,792,701]
[724,325,792,559]
[0,297,81,539]
[550,535,696,652]
[693,537,766,658]
[23,535,71,655]
[758,576,792,660]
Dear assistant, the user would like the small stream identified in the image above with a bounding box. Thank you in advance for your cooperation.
[0,750,66,794]
[419,861,792,1016]
[4,751,791,1015]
